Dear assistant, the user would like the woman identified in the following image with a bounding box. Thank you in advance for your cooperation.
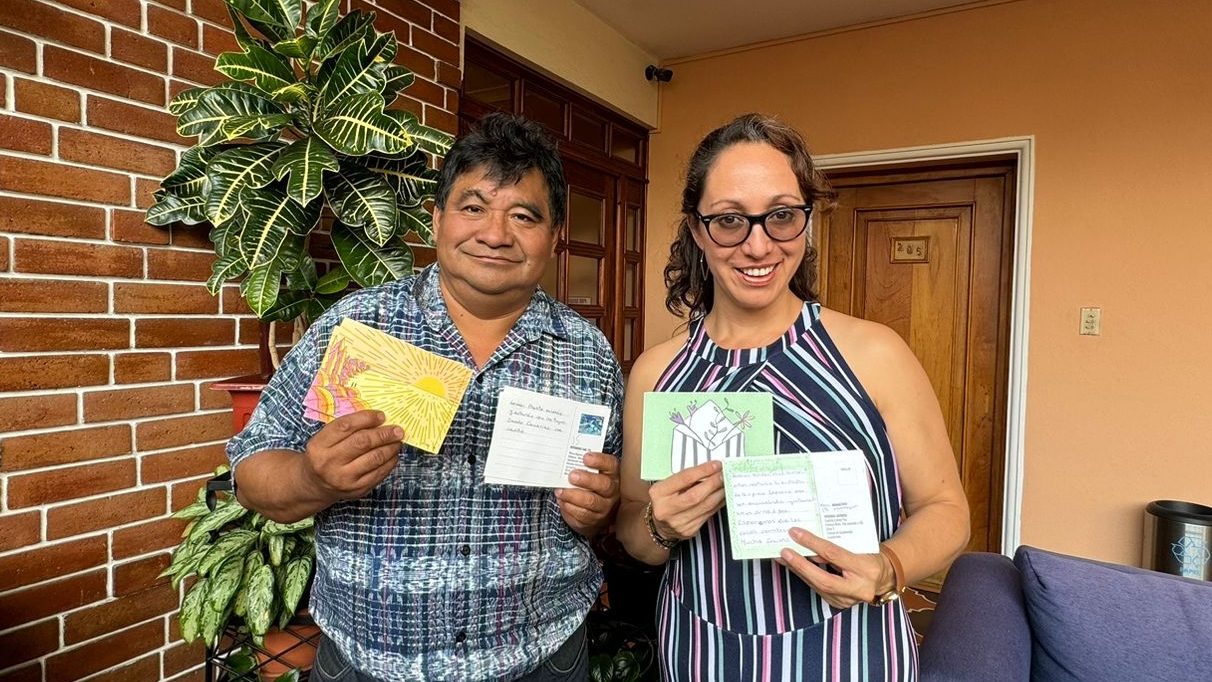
[617,113,970,681]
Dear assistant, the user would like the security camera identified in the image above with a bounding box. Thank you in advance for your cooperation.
[645,65,673,83]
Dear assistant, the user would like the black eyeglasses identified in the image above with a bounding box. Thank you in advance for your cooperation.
[694,205,812,247]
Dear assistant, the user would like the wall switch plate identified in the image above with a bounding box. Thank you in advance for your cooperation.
[1080,307,1101,336]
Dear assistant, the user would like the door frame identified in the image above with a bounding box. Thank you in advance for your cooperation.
[815,136,1034,556]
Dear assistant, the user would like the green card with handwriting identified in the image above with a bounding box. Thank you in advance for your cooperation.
[640,392,774,480]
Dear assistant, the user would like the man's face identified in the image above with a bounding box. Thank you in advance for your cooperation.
[433,167,559,309]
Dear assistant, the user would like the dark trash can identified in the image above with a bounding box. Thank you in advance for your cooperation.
[1142,500,1212,581]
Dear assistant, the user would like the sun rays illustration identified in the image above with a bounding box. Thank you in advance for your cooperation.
[304,319,473,454]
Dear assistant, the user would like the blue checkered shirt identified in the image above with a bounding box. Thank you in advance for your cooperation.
[227,265,624,681]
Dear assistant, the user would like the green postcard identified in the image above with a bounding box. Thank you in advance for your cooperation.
[721,450,879,561]
[640,392,774,480]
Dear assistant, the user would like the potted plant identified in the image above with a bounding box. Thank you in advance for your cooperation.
[163,466,318,679]
[145,0,454,371]
[586,610,658,682]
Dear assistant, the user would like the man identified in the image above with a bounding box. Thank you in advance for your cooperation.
[227,113,623,682]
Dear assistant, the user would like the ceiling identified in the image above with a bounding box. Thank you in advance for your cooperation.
[571,0,984,60]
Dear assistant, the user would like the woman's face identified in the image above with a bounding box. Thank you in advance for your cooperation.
[693,141,807,314]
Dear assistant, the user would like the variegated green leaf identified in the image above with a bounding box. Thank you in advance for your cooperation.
[400,204,434,245]
[169,87,207,116]
[272,137,339,206]
[215,43,295,93]
[207,254,249,298]
[227,0,300,30]
[270,82,311,105]
[161,145,218,197]
[177,83,286,147]
[171,499,211,521]
[305,0,340,41]
[244,563,276,637]
[262,289,311,323]
[188,499,252,542]
[325,162,398,244]
[204,554,245,614]
[363,151,438,208]
[179,580,207,643]
[317,31,395,107]
[198,599,227,649]
[401,114,454,156]
[239,263,286,317]
[281,555,313,616]
[315,265,352,294]
[267,533,285,566]
[205,142,287,225]
[272,35,317,59]
[314,92,412,156]
[285,256,318,291]
[197,529,258,576]
[220,112,293,141]
[263,516,315,535]
[381,65,415,101]
[235,187,318,267]
[145,191,208,226]
[314,9,375,63]
[332,223,414,287]
[209,221,242,259]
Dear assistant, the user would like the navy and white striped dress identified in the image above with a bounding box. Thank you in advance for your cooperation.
[655,302,916,682]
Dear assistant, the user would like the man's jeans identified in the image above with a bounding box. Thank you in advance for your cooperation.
[310,622,588,682]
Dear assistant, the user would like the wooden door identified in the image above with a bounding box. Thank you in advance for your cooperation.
[819,161,1016,570]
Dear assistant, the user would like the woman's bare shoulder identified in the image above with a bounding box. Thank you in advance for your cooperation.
[817,307,917,384]
[629,330,690,392]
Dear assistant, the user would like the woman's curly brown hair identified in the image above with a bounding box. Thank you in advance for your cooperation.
[664,113,836,320]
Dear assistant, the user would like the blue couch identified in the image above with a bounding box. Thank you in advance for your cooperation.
[919,545,1212,682]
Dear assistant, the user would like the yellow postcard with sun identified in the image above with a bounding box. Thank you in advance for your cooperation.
[303,318,473,454]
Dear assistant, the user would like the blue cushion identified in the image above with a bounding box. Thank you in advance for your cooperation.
[1016,545,1212,682]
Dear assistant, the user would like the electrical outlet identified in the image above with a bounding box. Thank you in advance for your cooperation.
[1079,307,1101,336]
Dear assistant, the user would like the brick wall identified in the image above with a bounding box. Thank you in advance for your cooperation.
[0,1,460,680]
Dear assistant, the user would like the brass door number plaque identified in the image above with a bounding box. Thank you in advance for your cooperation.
[891,236,929,263]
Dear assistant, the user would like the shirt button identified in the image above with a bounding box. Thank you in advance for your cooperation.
[467,454,476,466]
[460,544,471,556]
[455,630,467,644]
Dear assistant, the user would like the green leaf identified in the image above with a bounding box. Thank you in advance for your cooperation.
[162,145,218,197]
[207,252,250,297]
[305,0,341,42]
[220,112,293,141]
[317,31,396,108]
[197,529,258,576]
[146,191,209,226]
[262,517,315,535]
[235,186,317,267]
[205,142,287,225]
[177,83,286,147]
[324,162,398,244]
[198,599,228,649]
[281,555,313,616]
[401,113,454,156]
[272,35,317,59]
[171,499,211,521]
[179,580,207,644]
[215,43,296,93]
[189,499,252,542]
[285,257,318,291]
[315,9,375,63]
[381,65,415,101]
[268,533,285,566]
[204,554,245,613]
[363,152,438,208]
[169,87,207,116]
[235,552,265,618]
[240,264,286,317]
[226,0,300,31]
[315,266,352,294]
[314,92,412,156]
[272,137,339,206]
[270,82,311,105]
[245,563,276,637]
[261,288,310,323]
[271,670,301,682]
[399,205,434,245]
[331,223,414,287]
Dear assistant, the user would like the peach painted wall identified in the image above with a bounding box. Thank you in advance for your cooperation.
[645,0,1212,565]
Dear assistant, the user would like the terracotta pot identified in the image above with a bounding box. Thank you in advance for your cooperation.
[256,623,321,681]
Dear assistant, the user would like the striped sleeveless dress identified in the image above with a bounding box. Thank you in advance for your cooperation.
[654,302,916,682]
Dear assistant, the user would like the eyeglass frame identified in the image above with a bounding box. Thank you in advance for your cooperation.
[693,205,813,247]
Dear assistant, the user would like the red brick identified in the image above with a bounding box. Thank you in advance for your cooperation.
[0,354,108,391]
[170,223,215,249]
[172,46,223,87]
[393,43,436,80]
[87,95,182,145]
[0,235,9,270]
[114,352,173,384]
[114,282,218,314]
[148,5,200,48]
[0,424,131,471]
[14,78,81,123]
[0,536,108,592]
[201,381,237,410]
[45,620,163,682]
[166,668,206,682]
[0,570,107,631]
[54,0,142,27]
[170,475,212,512]
[0,113,52,154]
[395,95,423,120]
[237,318,261,345]
[0,393,77,432]
[136,411,233,451]
[437,59,461,89]
[201,22,240,57]
[379,0,432,28]
[47,487,167,541]
[410,27,458,66]
[432,12,459,43]
[113,208,171,245]
[401,75,445,108]
[191,0,234,26]
[147,248,219,283]
[44,46,165,106]
[0,620,58,670]
[112,516,186,560]
[13,239,143,277]
[0,317,130,352]
[0,28,36,73]
[0,157,130,205]
[64,584,179,644]
[136,177,162,209]
[113,553,171,597]
[176,348,262,380]
[419,0,459,20]
[77,655,163,682]
[0,0,106,54]
[83,384,195,423]
[0,278,107,313]
[136,318,236,348]
[0,663,43,682]
[0,196,106,238]
[220,286,255,315]
[0,511,41,554]
[59,128,178,176]
[112,27,169,71]
[7,460,137,509]
[423,104,457,136]
[163,639,207,678]
[142,443,228,484]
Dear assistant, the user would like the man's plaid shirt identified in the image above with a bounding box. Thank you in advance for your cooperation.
[228,265,624,681]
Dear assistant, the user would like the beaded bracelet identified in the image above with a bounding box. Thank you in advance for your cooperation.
[644,501,679,549]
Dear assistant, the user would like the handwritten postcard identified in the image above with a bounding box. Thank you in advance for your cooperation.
[483,386,611,488]
[640,392,774,480]
[303,318,473,454]
[721,450,879,560]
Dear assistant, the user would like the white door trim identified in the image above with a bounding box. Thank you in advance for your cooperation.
[815,137,1034,556]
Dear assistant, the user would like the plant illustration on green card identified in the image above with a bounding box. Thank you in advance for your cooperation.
[146,0,453,354]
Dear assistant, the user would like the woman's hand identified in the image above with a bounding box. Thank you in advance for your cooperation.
[648,460,726,542]
[776,527,892,610]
